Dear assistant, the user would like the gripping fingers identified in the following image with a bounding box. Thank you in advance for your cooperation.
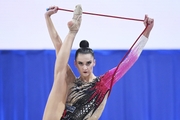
[46,6,58,11]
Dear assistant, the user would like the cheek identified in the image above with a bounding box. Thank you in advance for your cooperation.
[77,65,82,70]
[78,65,85,72]
[92,62,95,67]
[75,63,80,70]
[89,64,95,70]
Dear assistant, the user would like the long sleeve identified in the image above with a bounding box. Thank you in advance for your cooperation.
[100,35,148,89]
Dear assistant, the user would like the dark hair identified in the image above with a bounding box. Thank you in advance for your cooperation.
[75,40,94,60]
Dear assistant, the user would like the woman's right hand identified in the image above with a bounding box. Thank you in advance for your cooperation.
[45,6,58,17]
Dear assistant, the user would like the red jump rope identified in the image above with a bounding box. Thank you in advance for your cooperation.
[46,7,148,94]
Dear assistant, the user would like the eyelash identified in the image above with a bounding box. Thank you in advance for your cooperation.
[78,62,83,65]
[78,61,92,66]
[87,62,92,65]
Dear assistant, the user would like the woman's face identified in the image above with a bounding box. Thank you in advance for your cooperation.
[75,53,95,78]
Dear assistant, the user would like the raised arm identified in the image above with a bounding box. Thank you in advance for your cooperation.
[44,6,62,55]
[45,6,76,83]
[43,5,82,120]
[100,15,154,89]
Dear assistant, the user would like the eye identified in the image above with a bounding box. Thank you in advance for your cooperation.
[78,62,83,66]
[86,61,92,66]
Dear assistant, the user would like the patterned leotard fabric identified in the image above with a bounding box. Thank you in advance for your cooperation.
[61,35,148,120]
[61,77,109,120]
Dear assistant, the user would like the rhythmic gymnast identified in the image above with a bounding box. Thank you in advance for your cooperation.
[43,4,154,120]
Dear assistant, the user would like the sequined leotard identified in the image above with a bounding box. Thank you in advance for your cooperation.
[61,35,148,120]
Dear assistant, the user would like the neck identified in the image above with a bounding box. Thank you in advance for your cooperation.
[80,74,96,83]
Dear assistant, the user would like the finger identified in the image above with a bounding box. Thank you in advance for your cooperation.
[54,6,58,13]
[151,19,154,24]
[46,6,56,11]
[144,14,148,26]
[147,18,154,25]
[148,18,151,25]
[46,7,52,11]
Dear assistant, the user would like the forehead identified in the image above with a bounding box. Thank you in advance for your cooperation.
[76,53,94,62]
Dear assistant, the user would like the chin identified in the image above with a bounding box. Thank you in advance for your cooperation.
[82,73,89,77]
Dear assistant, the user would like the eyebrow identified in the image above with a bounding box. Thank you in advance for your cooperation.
[87,61,92,63]
[78,61,83,64]
[77,60,92,64]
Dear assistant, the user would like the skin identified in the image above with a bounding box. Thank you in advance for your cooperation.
[75,53,96,82]
[43,6,80,120]
[43,5,154,120]
[143,14,154,38]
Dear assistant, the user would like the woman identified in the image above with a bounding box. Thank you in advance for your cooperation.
[43,5,154,120]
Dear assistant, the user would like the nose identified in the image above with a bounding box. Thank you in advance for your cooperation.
[83,65,88,70]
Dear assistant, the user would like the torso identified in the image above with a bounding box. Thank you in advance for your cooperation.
[61,77,110,120]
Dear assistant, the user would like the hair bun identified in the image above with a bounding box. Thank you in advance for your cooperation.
[79,40,89,48]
